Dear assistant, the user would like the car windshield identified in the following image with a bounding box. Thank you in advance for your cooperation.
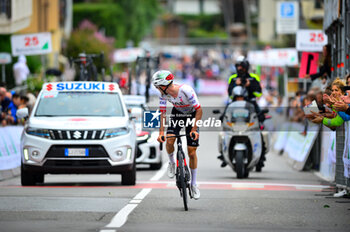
[35,92,125,117]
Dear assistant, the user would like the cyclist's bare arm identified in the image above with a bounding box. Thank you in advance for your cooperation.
[191,107,202,140]
[157,111,166,143]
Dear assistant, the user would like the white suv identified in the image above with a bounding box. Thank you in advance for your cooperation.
[17,82,137,186]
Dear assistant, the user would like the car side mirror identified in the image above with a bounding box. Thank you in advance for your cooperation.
[16,108,29,119]
[129,116,136,121]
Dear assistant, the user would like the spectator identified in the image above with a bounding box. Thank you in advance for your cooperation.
[346,74,350,86]
[305,44,331,81]
[1,93,21,126]
[0,87,11,113]
[307,78,346,128]
[13,55,30,86]
[19,95,29,109]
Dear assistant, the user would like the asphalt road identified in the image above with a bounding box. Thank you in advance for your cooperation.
[0,96,349,232]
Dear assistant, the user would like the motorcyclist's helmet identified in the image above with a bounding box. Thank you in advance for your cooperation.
[235,55,250,71]
[152,70,174,87]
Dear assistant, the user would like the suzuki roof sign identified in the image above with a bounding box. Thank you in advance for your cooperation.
[42,82,120,93]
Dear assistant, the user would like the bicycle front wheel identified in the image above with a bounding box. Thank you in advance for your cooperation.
[178,158,188,211]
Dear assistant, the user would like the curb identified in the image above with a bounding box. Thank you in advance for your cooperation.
[0,167,20,181]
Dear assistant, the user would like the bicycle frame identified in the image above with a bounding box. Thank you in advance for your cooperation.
[175,138,191,189]
[160,134,192,211]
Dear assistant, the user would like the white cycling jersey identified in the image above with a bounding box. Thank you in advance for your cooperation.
[159,84,201,114]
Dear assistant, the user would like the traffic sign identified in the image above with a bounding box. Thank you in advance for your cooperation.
[296,29,328,52]
[11,32,52,56]
[0,53,12,64]
[276,1,299,34]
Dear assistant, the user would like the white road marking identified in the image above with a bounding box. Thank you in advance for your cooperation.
[104,204,138,228]
[129,199,142,204]
[101,163,167,231]
[133,188,152,200]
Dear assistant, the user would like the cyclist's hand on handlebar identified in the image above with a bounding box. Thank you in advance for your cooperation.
[190,131,199,141]
[157,134,166,143]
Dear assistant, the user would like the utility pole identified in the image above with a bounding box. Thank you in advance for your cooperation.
[243,0,253,48]
[136,51,160,102]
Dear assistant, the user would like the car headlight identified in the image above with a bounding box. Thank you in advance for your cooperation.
[26,127,50,139]
[104,127,129,139]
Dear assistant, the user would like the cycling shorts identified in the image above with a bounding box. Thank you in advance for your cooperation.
[166,108,199,147]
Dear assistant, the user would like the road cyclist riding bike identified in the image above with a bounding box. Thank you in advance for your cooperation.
[160,133,192,210]
[69,52,104,81]
[152,70,202,200]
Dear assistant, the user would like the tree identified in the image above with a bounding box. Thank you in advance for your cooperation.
[73,0,160,48]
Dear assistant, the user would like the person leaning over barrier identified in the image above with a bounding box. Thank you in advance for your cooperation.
[304,44,331,81]
[307,78,350,128]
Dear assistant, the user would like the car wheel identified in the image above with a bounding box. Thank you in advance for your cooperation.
[21,164,37,186]
[121,163,136,185]
[150,161,162,170]
[36,174,45,184]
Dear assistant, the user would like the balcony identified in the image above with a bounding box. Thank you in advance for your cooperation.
[0,0,32,34]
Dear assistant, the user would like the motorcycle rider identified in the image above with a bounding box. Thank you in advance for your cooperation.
[227,56,262,112]
[218,56,266,168]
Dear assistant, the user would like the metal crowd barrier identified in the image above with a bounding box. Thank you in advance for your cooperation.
[335,124,350,191]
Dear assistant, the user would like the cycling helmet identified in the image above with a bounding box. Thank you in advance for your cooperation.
[235,56,250,71]
[152,70,174,87]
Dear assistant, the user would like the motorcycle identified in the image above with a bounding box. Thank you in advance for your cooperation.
[214,99,269,179]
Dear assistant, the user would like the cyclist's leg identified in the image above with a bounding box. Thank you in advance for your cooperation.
[185,124,199,186]
[166,108,182,162]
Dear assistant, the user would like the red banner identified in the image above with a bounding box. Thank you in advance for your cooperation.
[299,52,319,78]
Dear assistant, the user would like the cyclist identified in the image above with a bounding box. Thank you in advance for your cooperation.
[152,70,202,200]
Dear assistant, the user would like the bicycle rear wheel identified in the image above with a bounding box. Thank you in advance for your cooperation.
[178,154,188,211]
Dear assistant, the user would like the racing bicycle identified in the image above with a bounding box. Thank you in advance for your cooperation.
[69,52,104,81]
[160,134,192,211]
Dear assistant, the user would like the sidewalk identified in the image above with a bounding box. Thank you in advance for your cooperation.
[0,167,20,181]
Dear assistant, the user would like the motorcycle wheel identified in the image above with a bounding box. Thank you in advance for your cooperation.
[235,150,245,179]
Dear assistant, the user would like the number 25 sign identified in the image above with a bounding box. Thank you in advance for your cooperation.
[296,29,328,52]
[11,32,52,56]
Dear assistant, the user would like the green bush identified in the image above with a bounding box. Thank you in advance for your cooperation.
[65,28,112,69]
[26,76,44,94]
[179,14,227,38]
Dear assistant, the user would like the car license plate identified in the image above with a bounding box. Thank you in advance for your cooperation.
[65,148,88,157]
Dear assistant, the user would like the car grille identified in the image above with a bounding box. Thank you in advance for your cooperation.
[45,145,109,158]
[49,130,105,140]
[44,160,110,167]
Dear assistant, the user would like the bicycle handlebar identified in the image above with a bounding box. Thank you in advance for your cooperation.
[69,52,104,67]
